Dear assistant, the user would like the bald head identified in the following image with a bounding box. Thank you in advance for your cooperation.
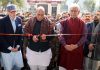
[36,6,45,21]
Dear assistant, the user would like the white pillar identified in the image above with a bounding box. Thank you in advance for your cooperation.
[48,4,51,15]
[57,4,61,15]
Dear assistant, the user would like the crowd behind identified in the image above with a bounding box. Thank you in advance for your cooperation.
[0,3,100,70]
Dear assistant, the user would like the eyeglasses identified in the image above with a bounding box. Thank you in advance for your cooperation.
[9,11,16,13]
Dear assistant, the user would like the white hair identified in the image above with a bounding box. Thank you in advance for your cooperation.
[36,6,45,13]
[68,3,80,12]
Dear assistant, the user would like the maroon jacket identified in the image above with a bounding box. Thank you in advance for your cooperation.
[24,16,53,52]
[24,16,52,34]
[59,17,87,69]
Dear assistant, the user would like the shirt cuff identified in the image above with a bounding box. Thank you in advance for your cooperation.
[8,46,12,50]
[16,45,20,49]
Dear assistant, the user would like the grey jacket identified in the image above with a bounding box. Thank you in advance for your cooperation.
[91,22,100,60]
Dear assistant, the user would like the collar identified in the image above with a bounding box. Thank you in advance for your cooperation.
[9,16,16,21]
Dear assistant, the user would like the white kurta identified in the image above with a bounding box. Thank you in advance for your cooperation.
[1,51,24,70]
[26,47,52,66]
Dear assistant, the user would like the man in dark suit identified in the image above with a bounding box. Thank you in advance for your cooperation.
[0,4,23,70]
[84,11,100,70]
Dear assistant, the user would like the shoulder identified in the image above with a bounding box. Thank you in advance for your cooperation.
[26,17,34,25]
[16,16,21,20]
[94,23,100,33]
[77,18,87,28]
[86,22,93,27]
[28,16,36,22]
[16,16,23,23]
[60,19,68,26]
[96,23,100,28]
[42,17,51,25]
[0,15,9,25]
[0,15,8,21]
[44,17,50,23]
[77,18,84,24]
[61,18,67,23]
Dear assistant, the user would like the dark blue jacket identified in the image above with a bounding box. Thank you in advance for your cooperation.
[84,22,96,56]
[0,15,23,53]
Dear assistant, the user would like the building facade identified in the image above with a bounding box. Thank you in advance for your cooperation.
[27,0,64,17]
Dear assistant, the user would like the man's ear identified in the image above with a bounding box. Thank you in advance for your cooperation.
[78,10,80,15]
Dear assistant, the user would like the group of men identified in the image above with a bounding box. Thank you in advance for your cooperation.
[0,3,100,70]
[0,4,54,70]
